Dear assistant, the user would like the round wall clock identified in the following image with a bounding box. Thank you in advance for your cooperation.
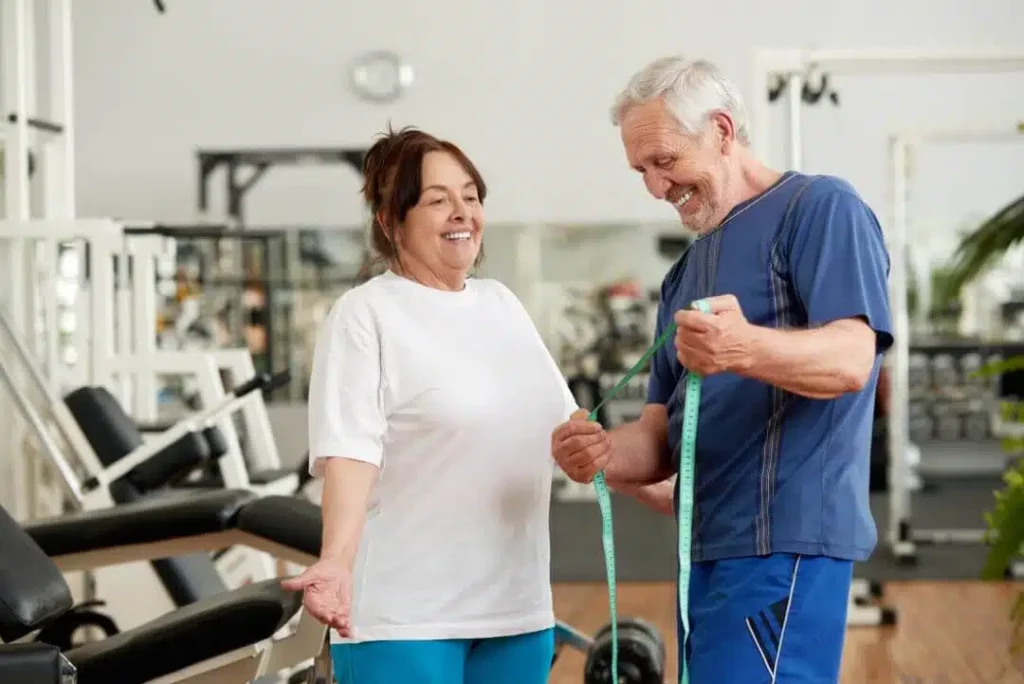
[348,51,415,103]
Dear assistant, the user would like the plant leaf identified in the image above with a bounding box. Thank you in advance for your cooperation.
[942,193,1024,299]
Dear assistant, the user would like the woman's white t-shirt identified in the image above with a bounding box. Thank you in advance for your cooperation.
[306,271,578,643]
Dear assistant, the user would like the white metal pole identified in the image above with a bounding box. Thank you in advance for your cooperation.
[42,0,77,396]
[115,249,133,407]
[52,0,75,218]
[90,234,117,390]
[749,55,772,164]
[129,234,163,421]
[1,0,34,522]
[786,73,804,171]
[887,135,913,561]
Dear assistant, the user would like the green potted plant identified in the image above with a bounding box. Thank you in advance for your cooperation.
[943,191,1024,655]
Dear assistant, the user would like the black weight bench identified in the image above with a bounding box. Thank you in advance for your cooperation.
[65,385,228,494]
[0,498,326,684]
[26,489,256,564]
[66,579,301,683]
[61,372,292,608]
[68,382,304,497]
[21,490,668,684]
[25,489,320,574]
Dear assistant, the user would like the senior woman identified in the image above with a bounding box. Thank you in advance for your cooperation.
[282,125,580,684]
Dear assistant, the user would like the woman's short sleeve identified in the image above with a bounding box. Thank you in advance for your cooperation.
[306,295,387,478]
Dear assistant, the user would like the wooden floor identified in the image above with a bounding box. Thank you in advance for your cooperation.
[551,580,1024,683]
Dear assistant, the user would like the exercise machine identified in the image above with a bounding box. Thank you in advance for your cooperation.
[0,491,331,684]
[886,126,1024,571]
[0,295,310,627]
[0,220,304,504]
[15,486,668,684]
[107,227,304,494]
[0,220,127,523]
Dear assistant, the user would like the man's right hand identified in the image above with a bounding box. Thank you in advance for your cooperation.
[551,408,613,483]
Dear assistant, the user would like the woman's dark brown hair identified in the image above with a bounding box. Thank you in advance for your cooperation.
[360,124,487,276]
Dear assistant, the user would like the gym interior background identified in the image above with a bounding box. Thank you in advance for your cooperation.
[1,0,1024,682]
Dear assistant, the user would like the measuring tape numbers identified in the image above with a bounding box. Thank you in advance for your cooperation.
[587,297,708,684]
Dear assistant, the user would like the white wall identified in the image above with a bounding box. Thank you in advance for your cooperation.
[72,0,1024,235]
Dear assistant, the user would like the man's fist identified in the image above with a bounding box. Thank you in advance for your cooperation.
[551,408,612,483]
[673,293,754,376]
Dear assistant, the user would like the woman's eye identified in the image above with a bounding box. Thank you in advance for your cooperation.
[464,196,479,204]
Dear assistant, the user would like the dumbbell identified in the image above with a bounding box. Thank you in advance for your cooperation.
[908,354,931,391]
[931,354,960,389]
[583,617,666,684]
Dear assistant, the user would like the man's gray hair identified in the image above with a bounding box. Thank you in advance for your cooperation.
[610,56,751,146]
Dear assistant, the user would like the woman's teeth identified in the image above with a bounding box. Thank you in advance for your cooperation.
[674,188,694,208]
[443,231,472,241]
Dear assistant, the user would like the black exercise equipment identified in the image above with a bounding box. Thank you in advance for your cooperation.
[195,147,365,225]
[34,600,120,651]
[766,71,840,106]
[9,490,327,683]
[553,617,668,683]
[0,642,75,684]
[583,617,666,684]
[20,487,652,681]
[60,370,291,608]
[0,493,77,684]
[1,496,306,684]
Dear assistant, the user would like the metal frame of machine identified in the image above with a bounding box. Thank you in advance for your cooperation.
[1,0,76,521]
[886,126,1024,567]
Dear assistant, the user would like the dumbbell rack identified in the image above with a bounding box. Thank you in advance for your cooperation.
[906,340,1022,445]
[888,340,1024,571]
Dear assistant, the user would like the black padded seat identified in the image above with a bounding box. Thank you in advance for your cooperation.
[0,506,74,643]
[24,488,255,558]
[65,578,303,684]
[64,385,228,493]
[235,495,322,558]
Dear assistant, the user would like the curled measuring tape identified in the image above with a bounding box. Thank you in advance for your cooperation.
[588,297,708,683]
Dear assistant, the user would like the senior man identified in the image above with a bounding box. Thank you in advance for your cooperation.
[552,56,893,683]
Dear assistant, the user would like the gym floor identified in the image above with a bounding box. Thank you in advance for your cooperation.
[550,581,1024,683]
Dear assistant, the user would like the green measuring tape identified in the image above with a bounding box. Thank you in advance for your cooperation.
[587,298,708,684]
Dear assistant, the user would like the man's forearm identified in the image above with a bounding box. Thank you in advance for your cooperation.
[741,318,876,399]
[608,477,676,516]
[603,407,673,485]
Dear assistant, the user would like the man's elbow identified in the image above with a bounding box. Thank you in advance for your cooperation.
[839,361,872,393]
[828,318,878,395]
[840,333,878,393]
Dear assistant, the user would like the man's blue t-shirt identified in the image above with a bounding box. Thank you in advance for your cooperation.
[650,171,894,563]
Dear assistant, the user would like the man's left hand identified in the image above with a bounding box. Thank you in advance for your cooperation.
[673,294,755,376]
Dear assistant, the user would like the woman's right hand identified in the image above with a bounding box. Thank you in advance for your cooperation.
[281,558,354,638]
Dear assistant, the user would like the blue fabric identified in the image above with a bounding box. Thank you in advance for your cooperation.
[329,628,554,684]
[648,171,894,563]
[682,553,853,683]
